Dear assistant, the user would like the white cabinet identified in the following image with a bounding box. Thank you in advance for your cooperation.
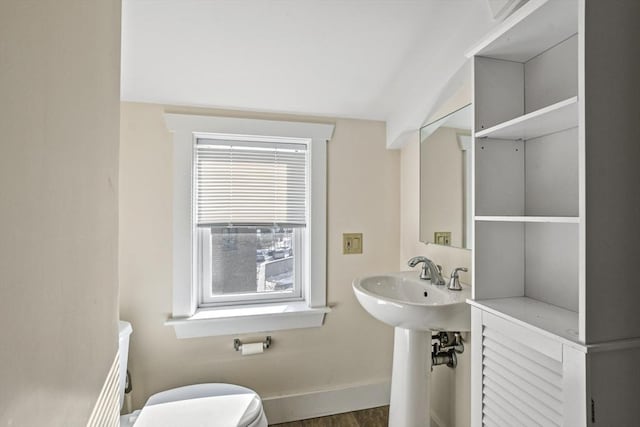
[470,308,585,426]
[469,0,640,425]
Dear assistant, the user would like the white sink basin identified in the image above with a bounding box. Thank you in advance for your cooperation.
[353,271,471,331]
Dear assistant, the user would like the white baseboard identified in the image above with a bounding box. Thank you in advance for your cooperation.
[262,380,449,426]
[262,380,391,424]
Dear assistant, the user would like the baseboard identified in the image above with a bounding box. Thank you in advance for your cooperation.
[262,380,449,425]
[261,380,391,424]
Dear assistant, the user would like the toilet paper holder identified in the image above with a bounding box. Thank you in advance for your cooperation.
[234,336,272,352]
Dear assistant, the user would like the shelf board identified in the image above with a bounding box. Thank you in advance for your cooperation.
[475,97,578,140]
[466,0,578,62]
[475,216,579,224]
[467,297,582,349]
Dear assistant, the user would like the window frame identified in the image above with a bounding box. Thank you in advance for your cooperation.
[193,133,309,308]
[163,113,333,338]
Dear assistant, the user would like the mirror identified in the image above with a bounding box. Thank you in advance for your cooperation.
[419,103,472,249]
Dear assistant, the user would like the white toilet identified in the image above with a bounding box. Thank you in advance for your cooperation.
[118,321,268,427]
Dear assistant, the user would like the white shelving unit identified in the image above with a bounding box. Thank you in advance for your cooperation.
[468,1,640,425]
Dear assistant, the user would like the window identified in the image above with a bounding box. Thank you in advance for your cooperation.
[194,136,307,306]
[164,114,334,338]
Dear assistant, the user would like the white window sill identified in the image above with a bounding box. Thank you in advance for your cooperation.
[165,302,332,338]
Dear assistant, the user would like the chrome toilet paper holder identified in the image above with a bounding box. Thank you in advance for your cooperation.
[234,336,272,352]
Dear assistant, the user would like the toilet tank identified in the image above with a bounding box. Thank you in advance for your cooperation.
[118,321,133,410]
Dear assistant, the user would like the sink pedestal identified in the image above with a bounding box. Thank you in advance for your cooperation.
[388,327,432,427]
[352,272,471,426]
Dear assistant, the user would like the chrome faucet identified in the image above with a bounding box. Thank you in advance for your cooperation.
[407,256,445,286]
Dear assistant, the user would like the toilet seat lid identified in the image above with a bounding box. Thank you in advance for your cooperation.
[134,383,264,427]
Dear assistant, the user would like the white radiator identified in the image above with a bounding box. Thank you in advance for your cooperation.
[87,351,120,427]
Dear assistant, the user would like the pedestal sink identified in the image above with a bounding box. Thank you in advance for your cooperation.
[352,271,471,427]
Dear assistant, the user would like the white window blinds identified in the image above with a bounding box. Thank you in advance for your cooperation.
[195,138,308,227]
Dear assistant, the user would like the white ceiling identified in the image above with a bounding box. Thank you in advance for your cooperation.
[121,0,495,147]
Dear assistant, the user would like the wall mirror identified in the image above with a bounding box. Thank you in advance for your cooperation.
[419,103,472,249]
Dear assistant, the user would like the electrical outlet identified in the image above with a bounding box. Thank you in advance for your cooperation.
[343,233,363,254]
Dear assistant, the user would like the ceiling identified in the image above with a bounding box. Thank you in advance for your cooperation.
[121,0,496,148]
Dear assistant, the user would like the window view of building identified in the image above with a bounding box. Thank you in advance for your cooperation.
[209,227,295,296]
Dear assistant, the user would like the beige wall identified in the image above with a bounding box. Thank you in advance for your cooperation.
[400,130,472,427]
[119,102,400,409]
[0,1,121,425]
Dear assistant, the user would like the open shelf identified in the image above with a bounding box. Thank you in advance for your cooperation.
[467,297,581,347]
[475,97,578,141]
[474,221,579,318]
[466,0,577,62]
[475,126,579,218]
[475,216,579,224]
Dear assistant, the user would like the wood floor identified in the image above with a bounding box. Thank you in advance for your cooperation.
[269,406,389,427]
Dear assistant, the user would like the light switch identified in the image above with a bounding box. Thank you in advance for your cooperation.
[434,232,451,246]
[343,233,363,254]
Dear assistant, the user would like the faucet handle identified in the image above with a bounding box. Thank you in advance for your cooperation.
[448,267,468,291]
[450,267,468,278]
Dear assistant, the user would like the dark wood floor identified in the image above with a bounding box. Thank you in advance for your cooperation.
[269,406,389,427]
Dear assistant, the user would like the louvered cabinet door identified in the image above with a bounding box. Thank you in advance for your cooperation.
[471,308,587,427]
